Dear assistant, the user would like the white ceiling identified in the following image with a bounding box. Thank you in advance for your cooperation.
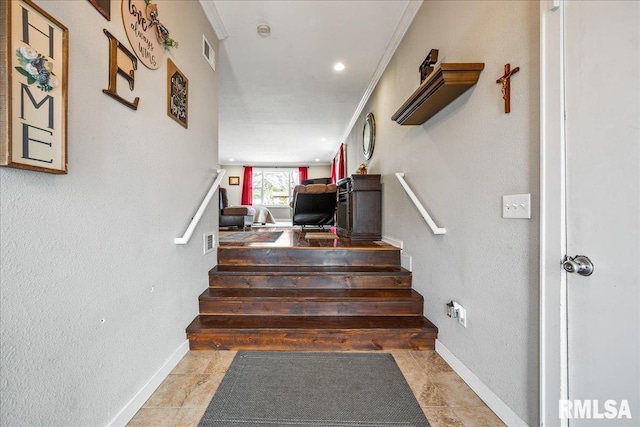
[205,0,418,166]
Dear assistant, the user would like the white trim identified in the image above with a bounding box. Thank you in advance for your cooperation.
[400,253,412,272]
[435,340,528,427]
[382,235,403,249]
[107,340,190,427]
[199,0,229,41]
[539,1,568,425]
[340,0,423,143]
[382,236,411,270]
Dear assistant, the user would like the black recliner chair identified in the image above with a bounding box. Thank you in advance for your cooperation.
[219,187,254,230]
[291,183,337,229]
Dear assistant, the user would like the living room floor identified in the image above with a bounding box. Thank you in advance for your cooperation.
[127,349,505,427]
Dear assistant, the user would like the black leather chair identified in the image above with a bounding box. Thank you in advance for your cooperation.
[219,188,254,230]
[291,183,337,229]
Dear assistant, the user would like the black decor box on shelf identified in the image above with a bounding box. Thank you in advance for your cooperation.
[337,174,381,241]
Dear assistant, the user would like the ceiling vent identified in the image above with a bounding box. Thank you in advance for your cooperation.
[257,23,271,37]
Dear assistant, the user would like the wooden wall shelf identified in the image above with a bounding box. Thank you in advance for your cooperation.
[391,63,485,125]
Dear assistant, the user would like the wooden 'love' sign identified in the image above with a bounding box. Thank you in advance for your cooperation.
[121,0,163,69]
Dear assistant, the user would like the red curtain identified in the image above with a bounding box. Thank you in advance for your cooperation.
[241,166,253,205]
[330,159,337,183]
[338,143,346,180]
[298,167,308,183]
[331,144,346,182]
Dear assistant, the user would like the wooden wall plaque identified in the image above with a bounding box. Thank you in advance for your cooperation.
[1,0,69,174]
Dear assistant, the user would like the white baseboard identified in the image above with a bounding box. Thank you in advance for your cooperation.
[382,235,403,249]
[435,339,528,427]
[400,253,412,271]
[381,236,411,270]
[107,340,190,427]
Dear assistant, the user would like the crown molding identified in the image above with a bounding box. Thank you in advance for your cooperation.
[340,0,423,143]
[200,0,229,41]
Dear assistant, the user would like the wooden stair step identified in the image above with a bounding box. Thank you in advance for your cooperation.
[186,231,438,352]
[209,265,412,289]
[218,247,400,267]
[187,315,438,351]
[198,289,423,316]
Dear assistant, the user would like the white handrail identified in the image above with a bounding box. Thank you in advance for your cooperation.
[395,172,446,235]
[175,169,226,244]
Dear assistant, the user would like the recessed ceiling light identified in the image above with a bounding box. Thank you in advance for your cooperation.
[229,158,234,162]
[320,137,327,141]
[333,62,345,71]
[315,159,320,162]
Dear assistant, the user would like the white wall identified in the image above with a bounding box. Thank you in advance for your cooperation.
[0,1,219,425]
[307,165,332,181]
[219,164,245,206]
[344,1,539,424]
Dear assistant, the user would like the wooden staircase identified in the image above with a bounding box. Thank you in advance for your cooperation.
[186,243,437,351]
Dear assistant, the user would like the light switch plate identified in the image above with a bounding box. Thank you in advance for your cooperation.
[502,194,531,219]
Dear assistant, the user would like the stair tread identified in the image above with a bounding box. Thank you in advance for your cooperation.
[200,288,422,300]
[211,265,411,275]
[190,232,436,351]
[188,315,437,332]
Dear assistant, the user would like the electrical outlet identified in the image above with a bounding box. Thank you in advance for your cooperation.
[457,305,467,327]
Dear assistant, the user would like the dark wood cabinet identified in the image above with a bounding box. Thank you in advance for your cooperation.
[337,174,381,240]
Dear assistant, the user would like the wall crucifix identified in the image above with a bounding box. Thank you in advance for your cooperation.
[496,63,520,113]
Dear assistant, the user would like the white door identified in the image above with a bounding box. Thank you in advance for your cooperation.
[564,1,639,425]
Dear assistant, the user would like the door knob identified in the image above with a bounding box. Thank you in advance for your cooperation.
[562,255,594,276]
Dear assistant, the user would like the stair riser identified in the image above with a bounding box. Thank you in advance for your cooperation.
[208,274,411,289]
[188,330,436,351]
[198,300,423,316]
[218,248,400,267]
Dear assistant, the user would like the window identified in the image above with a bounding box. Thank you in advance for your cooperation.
[252,168,299,206]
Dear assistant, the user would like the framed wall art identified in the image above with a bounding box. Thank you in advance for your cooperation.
[229,176,240,186]
[167,58,188,128]
[0,0,69,174]
[88,0,110,21]
[121,0,163,69]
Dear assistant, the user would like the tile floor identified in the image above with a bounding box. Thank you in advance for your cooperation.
[127,350,505,427]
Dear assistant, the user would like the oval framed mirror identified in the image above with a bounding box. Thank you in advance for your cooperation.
[362,113,376,161]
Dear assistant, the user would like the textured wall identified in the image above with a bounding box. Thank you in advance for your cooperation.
[344,1,539,423]
[0,1,219,425]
